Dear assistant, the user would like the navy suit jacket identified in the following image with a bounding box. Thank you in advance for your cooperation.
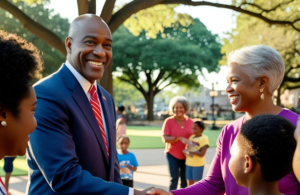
[26,65,129,195]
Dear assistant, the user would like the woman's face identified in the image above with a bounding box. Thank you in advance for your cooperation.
[174,102,186,118]
[0,87,37,156]
[226,63,260,112]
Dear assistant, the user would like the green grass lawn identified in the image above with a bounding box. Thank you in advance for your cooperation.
[0,156,27,177]
[126,126,222,149]
[0,125,223,176]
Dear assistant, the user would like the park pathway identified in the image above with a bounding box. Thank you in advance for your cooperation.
[2,148,216,195]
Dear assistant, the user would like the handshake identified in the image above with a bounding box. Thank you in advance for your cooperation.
[134,187,173,195]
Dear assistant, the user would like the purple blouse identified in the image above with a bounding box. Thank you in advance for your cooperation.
[173,109,300,195]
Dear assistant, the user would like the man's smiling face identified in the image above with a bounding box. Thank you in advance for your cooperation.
[66,15,112,83]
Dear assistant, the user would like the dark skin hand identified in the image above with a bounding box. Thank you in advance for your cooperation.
[162,135,179,144]
[125,164,137,171]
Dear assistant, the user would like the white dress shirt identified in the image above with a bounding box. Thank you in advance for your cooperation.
[65,61,109,146]
[65,61,133,195]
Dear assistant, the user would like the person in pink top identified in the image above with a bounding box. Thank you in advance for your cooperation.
[162,96,193,191]
[0,31,43,194]
[148,45,300,195]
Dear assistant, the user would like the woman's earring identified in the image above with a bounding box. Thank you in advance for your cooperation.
[1,121,7,127]
[260,88,264,100]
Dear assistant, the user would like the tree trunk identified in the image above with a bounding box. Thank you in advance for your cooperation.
[98,59,113,95]
[77,0,96,15]
[146,92,155,121]
[276,85,282,106]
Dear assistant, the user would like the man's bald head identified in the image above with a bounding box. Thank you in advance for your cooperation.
[65,14,113,83]
[68,14,111,38]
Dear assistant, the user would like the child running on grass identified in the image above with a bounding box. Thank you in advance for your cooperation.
[117,135,138,188]
[179,121,209,186]
[229,115,296,195]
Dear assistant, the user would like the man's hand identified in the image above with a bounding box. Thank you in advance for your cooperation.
[146,188,173,195]
[134,187,155,195]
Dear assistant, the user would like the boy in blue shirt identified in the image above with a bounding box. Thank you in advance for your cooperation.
[117,135,138,187]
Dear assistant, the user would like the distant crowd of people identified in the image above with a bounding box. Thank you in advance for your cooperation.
[1,13,300,195]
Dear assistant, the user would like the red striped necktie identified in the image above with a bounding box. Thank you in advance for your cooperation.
[88,84,109,157]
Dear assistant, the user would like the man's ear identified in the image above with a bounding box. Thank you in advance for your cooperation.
[259,76,269,89]
[65,37,72,53]
[244,155,253,174]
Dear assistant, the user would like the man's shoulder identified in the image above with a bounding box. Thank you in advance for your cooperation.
[34,70,62,89]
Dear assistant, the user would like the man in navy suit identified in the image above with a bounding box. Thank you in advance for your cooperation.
[26,14,149,195]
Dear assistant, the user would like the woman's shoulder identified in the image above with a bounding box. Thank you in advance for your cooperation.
[279,109,299,126]
[220,116,245,137]
[224,116,245,129]
[164,116,175,123]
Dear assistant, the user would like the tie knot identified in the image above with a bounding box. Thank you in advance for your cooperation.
[88,84,96,95]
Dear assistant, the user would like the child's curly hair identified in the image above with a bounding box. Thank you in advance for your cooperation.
[0,31,43,117]
[238,114,296,181]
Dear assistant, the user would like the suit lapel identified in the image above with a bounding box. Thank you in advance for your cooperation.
[60,65,109,164]
[97,87,112,157]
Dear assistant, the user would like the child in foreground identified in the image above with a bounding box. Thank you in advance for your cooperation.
[293,117,300,182]
[180,121,209,186]
[117,135,138,188]
[229,115,296,195]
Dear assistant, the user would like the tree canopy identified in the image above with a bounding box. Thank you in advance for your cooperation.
[113,18,222,120]
[0,0,69,77]
[1,0,300,94]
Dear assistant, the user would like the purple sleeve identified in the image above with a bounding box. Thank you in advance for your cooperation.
[172,127,227,195]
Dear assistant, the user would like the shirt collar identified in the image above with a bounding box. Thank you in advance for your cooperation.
[65,60,97,95]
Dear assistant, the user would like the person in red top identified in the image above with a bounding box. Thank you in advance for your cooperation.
[0,31,43,194]
[162,96,193,191]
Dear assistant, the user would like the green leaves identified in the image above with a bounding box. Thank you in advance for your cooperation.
[0,0,70,77]
[113,17,221,92]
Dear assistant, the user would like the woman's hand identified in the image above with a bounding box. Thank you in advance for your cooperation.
[163,135,178,143]
[295,118,300,141]
[146,188,173,195]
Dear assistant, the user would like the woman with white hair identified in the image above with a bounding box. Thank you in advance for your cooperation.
[162,96,194,191]
[148,45,300,195]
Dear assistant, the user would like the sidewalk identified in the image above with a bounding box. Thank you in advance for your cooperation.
[3,148,216,194]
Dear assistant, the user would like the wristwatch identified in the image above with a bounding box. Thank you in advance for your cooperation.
[186,151,190,155]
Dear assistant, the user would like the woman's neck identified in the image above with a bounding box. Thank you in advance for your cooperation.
[248,180,281,195]
[245,98,282,120]
[175,115,185,121]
